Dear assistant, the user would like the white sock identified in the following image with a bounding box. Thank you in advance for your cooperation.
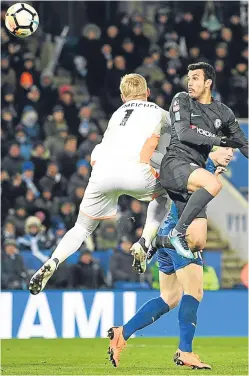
[142,196,171,248]
[51,213,99,264]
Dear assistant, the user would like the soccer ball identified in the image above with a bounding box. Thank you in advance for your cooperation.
[5,3,39,38]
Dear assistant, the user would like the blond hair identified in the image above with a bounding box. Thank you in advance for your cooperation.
[120,73,147,100]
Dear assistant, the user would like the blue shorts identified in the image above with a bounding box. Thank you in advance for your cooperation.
[157,215,203,275]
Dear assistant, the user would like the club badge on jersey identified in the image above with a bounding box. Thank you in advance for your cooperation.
[214,119,222,129]
[172,98,180,113]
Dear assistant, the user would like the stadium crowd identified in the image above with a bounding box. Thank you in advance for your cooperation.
[1,2,248,290]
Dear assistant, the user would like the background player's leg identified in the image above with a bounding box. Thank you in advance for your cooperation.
[122,272,181,340]
[175,264,203,352]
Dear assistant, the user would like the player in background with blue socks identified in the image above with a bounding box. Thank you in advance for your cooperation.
[107,147,234,369]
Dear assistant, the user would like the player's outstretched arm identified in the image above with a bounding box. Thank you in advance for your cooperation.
[170,93,222,147]
[223,107,248,158]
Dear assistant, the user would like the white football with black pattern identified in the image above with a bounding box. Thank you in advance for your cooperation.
[5,3,39,38]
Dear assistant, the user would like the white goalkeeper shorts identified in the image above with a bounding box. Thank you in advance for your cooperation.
[80,160,166,219]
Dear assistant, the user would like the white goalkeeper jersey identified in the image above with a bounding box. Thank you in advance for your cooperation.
[91,100,170,165]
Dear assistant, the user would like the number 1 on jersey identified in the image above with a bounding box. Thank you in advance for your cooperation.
[120,109,134,126]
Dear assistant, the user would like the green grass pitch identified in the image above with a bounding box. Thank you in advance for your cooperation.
[2,337,248,375]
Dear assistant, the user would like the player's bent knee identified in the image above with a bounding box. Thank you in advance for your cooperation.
[188,238,206,252]
[76,211,100,235]
[161,289,182,309]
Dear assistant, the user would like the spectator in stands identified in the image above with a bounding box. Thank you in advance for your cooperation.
[100,43,113,73]
[57,85,79,135]
[164,63,182,87]
[78,130,101,159]
[131,22,150,61]
[2,220,16,242]
[15,189,39,217]
[96,219,118,250]
[39,161,67,198]
[5,202,28,237]
[45,124,69,157]
[154,93,166,108]
[136,55,165,87]
[1,54,16,88]
[125,199,146,240]
[52,198,76,230]
[21,161,40,198]
[2,142,24,176]
[39,71,58,117]
[214,59,228,101]
[68,159,90,196]
[48,223,67,250]
[104,25,123,55]
[78,102,103,141]
[161,44,185,76]
[219,27,233,47]
[35,187,59,221]
[155,7,172,42]
[14,125,33,161]
[7,41,23,73]
[2,84,17,120]
[1,128,10,159]
[2,107,15,139]
[17,216,50,263]
[2,170,27,219]
[68,250,106,289]
[23,85,43,121]
[187,46,201,65]
[70,186,86,207]
[30,142,50,183]
[120,38,141,71]
[76,24,103,96]
[198,29,214,60]
[177,11,199,49]
[16,72,34,115]
[1,239,27,290]
[44,105,68,138]
[20,54,40,85]
[214,43,230,69]
[20,105,40,141]
[160,79,175,109]
[55,135,78,179]
[103,55,127,114]
[229,62,248,117]
[110,236,142,283]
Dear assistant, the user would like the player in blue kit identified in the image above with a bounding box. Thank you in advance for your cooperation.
[107,147,234,370]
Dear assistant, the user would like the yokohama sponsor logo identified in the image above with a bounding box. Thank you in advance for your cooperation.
[190,125,215,138]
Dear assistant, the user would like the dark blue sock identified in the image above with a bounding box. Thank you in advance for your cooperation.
[123,297,169,340]
[178,294,199,352]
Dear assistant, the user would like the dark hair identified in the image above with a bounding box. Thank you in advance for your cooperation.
[188,62,216,89]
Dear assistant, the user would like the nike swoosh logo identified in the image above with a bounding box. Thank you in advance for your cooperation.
[191,114,201,117]
[29,19,39,25]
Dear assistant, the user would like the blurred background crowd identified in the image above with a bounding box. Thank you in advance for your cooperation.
[1,1,248,291]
